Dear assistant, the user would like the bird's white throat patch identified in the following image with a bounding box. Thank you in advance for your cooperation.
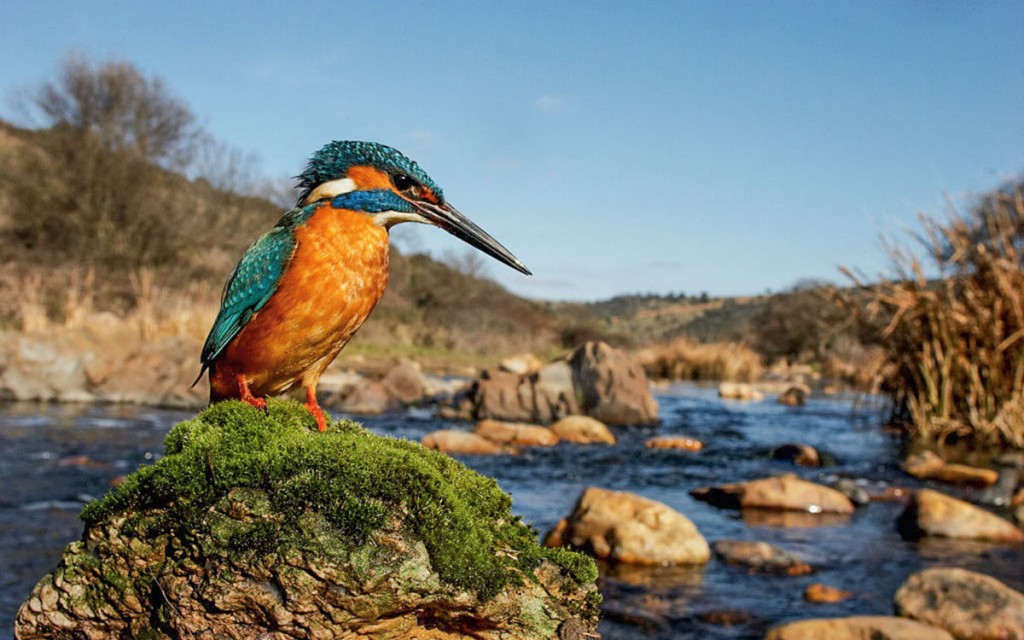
[372,210,430,228]
[304,178,357,204]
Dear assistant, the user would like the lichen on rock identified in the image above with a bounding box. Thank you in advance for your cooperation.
[16,400,600,639]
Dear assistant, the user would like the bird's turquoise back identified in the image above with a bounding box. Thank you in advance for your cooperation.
[198,206,319,371]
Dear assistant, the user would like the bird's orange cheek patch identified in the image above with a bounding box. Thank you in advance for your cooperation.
[347,165,393,191]
[420,188,440,204]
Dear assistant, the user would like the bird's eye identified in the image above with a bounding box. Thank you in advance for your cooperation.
[391,173,422,198]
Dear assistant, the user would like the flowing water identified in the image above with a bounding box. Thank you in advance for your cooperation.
[1,384,1022,639]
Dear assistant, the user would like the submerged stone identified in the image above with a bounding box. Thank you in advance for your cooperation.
[15,400,599,639]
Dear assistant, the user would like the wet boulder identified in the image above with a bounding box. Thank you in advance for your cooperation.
[712,540,812,576]
[902,450,998,487]
[325,378,400,415]
[549,415,616,444]
[471,364,579,425]
[567,342,659,425]
[894,567,1024,640]
[545,487,710,565]
[474,419,559,447]
[766,616,953,640]
[469,343,657,426]
[422,429,508,455]
[770,443,822,467]
[777,384,810,406]
[691,473,855,514]
[16,402,599,639]
[897,488,1024,543]
[380,358,428,404]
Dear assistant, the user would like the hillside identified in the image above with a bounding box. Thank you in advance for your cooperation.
[0,116,845,372]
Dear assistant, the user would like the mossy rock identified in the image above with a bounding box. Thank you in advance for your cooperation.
[16,400,599,639]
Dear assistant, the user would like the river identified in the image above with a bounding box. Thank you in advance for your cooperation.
[1,384,1022,639]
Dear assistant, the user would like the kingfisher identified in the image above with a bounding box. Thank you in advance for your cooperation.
[196,141,530,431]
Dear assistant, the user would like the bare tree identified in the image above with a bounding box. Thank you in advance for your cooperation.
[6,54,202,267]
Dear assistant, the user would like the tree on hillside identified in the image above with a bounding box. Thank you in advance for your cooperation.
[6,54,202,267]
[753,279,848,363]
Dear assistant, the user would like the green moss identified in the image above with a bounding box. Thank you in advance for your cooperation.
[81,400,593,600]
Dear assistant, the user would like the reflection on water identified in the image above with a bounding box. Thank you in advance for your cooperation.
[1,384,1021,640]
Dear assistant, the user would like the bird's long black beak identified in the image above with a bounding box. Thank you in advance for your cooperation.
[413,201,532,275]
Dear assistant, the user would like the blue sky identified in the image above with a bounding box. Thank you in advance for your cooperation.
[1,2,1021,301]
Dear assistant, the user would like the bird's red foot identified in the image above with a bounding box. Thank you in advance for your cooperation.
[304,387,327,432]
[237,375,268,413]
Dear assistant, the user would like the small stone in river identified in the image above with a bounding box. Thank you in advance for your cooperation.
[804,583,854,603]
[770,443,821,467]
[765,616,953,640]
[711,540,812,576]
[549,415,616,444]
[421,429,508,455]
[645,436,703,451]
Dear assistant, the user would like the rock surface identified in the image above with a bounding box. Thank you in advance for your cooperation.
[804,583,854,603]
[712,540,812,576]
[422,429,507,455]
[326,378,400,415]
[770,443,821,467]
[777,384,810,406]
[894,567,1024,640]
[765,616,954,640]
[16,402,600,639]
[545,487,710,565]
[567,342,659,425]
[897,488,1024,542]
[549,415,616,444]
[902,450,998,487]
[474,419,559,447]
[645,436,703,452]
[0,325,206,407]
[469,342,658,426]
[691,473,855,514]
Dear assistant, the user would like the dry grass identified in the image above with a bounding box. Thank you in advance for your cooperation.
[638,337,763,382]
[5,265,219,343]
[843,179,1024,449]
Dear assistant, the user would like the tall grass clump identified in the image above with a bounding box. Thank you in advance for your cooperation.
[639,337,763,382]
[844,178,1024,449]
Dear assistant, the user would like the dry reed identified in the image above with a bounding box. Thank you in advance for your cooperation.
[843,179,1024,448]
[19,272,48,332]
[639,337,763,382]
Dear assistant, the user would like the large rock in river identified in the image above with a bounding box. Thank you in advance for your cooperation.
[470,341,658,426]
[897,488,1024,543]
[545,487,710,565]
[766,616,954,640]
[691,473,854,514]
[16,401,599,639]
[568,341,659,425]
[894,567,1024,640]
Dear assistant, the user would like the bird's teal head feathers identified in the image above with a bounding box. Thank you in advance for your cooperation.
[295,141,444,206]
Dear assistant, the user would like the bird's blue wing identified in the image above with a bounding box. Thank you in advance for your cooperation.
[198,222,299,370]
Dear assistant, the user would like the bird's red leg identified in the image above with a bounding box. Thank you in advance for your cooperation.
[236,375,267,412]
[304,386,327,432]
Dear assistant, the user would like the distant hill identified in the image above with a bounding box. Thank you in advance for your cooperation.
[545,294,770,347]
[0,117,845,369]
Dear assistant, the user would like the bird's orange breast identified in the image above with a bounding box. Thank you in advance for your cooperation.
[211,205,390,398]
